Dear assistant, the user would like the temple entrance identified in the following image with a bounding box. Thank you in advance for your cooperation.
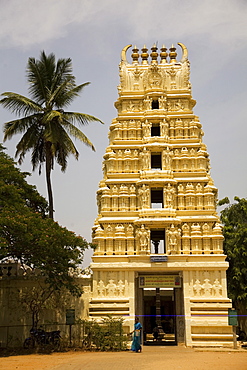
[143,288,176,345]
[136,273,185,346]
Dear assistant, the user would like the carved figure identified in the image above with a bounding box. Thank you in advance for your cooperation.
[142,121,151,137]
[98,280,106,297]
[160,119,169,136]
[138,185,149,208]
[168,224,181,253]
[193,279,202,297]
[117,280,125,296]
[158,96,166,110]
[202,223,210,235]
[112,185,118,194]
[127,224,134,237]
[141,147,150,169]
[202,279,212,297]
[182,223,190,236]
[137,225,150,251]
[106,279,117,296]
[212,279,222,297]
[196,183,203,193]
[144,96,151,110]
[164,183,175,207]
[130,184,136,194]
[162,147,172,170]
[115,224,125,234]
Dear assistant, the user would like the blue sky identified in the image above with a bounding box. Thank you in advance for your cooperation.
[1,0,247,266]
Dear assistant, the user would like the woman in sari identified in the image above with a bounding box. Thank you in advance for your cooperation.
[130,317,142,352]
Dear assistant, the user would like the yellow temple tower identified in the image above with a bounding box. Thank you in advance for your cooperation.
[90,43,233,347]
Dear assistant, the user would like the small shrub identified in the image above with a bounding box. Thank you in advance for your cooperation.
[82,316,127,351]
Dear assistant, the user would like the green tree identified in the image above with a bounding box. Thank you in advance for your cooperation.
[0,145,90,296]
[0,51,102,219]
[219,196,247,332]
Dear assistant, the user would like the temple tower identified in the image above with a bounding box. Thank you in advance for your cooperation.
[90,44,233,347]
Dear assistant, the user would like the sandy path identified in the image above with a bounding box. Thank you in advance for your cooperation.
[0,347,246,370]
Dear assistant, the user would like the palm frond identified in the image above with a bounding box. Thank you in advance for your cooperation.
[42,110,62,125]
[0,92,42,116]
[63,111,103,125]
[54,82,91,108]
[43,119,80,170]
[47,79,76,108]
[53,57,75,87]
[27,56,49,104]
[15,124,44,167]
[62,119,95,151]
[31,137,46,172]
[55,135,79,171]
[3,113,43,141]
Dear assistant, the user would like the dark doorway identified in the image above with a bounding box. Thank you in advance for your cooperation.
[151,188,163,208]
[143,289,176,345]
[151,124,160,136]
[151,153,162,170]
[150,229,166,254]
[152,99,159,109]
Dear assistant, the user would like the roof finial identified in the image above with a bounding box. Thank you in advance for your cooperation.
[121,44,132,64]
[177,42,188,63]
[151,43,158,63]
[141,45,149,64]
[169,44,177,63]
[131,45,139,64]
[160,44,168,64]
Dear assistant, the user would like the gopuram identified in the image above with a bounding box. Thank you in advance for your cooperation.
[90,44,233,347]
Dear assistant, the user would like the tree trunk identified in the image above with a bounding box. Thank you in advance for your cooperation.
[236,301,247,336]
[45,143,54,219]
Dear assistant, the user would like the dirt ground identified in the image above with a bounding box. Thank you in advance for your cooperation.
[0,346,246,370]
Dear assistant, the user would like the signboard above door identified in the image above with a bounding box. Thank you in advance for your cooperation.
[139,275,181,288]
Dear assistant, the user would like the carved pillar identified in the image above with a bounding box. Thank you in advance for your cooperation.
[111,185,119,211]
[115,224,126,255]
[169,119,175,138]
[119,184,129,211]
[94,225,105,255]
[105,224,114,255]
[211,223,224,254]
[177,184,185,210]
[202,223,211,254]
[101,187,110,212]
[195,183,203,210]
[185,183,195,210]
[191,223,202,254]
[181,223,190,254]
[129,185,136,211]
[126,224,135,255]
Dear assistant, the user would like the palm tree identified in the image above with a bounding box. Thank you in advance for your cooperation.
[0,51,103,219]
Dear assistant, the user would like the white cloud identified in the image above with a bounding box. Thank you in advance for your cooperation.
[1,0,246,50]
[0,0,103,48]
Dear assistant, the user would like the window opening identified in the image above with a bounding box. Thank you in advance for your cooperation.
[151,188,163,208]
[151,229,166,254]
[151,153,162,170]
[151,124,160,137]
[152,99,159,109]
